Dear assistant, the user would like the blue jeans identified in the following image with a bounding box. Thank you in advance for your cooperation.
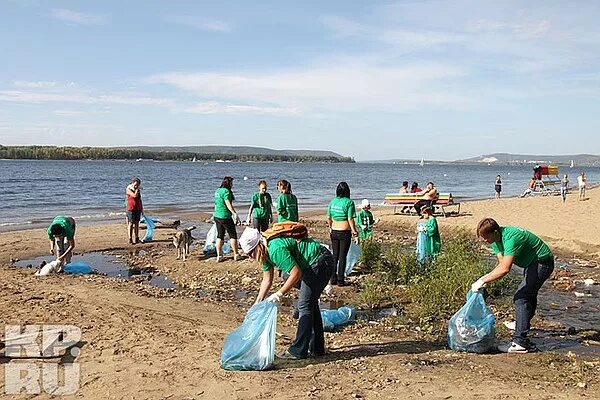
[288,246,334,358]
[513,258,554,347]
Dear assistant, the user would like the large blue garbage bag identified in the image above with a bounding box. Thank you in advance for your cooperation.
[140,214,156,242]
[321,306,356,332]
[344,242,362,276]
[203,224,231,255]
[416,223,427,264]
[63,261,93,275]
[221,301,277,371]
[448,290,496,353]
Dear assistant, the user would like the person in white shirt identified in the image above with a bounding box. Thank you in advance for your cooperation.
[577,172,587,201]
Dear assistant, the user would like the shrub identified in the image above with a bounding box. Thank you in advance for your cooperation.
[359,239,381,269]
[359,274,394,309]
[375,244,422,285]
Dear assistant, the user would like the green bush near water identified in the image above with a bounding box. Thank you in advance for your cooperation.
[358,229,514,322]
[358,239,381,269]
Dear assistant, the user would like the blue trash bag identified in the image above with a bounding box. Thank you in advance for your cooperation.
[221,301,278,371]
[203,224,231,255]
[448,290,496,353]
[140,214,156,242]
[344,242,362,276]
[416,223,427,264]
[321,306,356,332]
[63,261,93,275]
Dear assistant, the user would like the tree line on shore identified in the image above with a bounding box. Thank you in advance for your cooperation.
[0,145,355,163]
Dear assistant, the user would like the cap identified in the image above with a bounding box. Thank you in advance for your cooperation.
[360,199,370,209]
[239,227,261,254]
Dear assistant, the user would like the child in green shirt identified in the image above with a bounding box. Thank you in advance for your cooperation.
[355,199,378,242]
[417,205,441,257]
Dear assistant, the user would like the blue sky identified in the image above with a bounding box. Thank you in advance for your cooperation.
[1,0,599,161]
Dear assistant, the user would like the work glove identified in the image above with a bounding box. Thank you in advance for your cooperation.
[266,291,283,304]
[471,278,486,292]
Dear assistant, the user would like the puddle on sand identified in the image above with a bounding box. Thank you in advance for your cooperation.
[538,280,600,331]
[14,252,178,290]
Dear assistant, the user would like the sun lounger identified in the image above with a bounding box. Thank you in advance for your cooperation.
[383,192,461,217]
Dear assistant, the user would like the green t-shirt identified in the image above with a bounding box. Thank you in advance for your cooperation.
[251,192,272,220]
[355,209,375,239]
[47,216,75,240]
[327,197,356,221]
[491,226,553,268]
[213,187,233,219]
[276,194,298,222]
[261,237,322,273]
[425,216,441,256]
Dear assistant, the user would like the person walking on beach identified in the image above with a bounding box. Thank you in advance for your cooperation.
[48,216,76,267]
[416,205,440,259]
[126,177,143,244]
[495,175,502,199]
[472,218,554,353]
[276,180,298,222]
[577,172,587,200]
[414,182,438,217]
[213,176,241,262]
[327,182,358,286]
[246,180,273,232]
[560,174,569,203]
[355,199,378,242]
[239,227,334,359]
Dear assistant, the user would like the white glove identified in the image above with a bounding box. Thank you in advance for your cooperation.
[266,291,283,304]
[471,278,486,292]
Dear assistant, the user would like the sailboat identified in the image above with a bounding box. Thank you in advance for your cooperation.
[570,160,574,168]
[419,158,424,167]
[192,156,197,163]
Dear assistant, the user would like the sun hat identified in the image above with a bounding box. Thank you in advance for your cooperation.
[239,227,262,254]
[360,199,370,209]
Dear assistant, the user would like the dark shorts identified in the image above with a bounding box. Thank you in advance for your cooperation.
[252,217,269,232]
[214,217,238,240]
[495,185,502,193]
[127,210,142,223]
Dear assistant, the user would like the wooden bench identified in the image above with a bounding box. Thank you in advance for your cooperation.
[383,192,461,217]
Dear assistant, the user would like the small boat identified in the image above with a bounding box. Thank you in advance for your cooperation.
[215,159,225,163]
[136,158,143,162]
[419,158,424,167]
[192,157,197,163]
[570,160,574,168]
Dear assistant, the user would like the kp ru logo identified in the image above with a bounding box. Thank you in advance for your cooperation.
[4,325,81,395]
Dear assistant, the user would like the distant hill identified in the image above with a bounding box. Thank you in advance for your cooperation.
[0,145,353,163]
[459,153,600,166]
[128,146,345,158]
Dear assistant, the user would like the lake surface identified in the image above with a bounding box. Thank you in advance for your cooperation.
[1,159,598,229]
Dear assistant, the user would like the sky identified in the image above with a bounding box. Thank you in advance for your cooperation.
[0,0,599,161]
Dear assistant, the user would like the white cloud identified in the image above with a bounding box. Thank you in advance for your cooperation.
[0,90,175,108]
[184,102,299,116]
[378,29,464,49]
[50,9,109,26]
[320,16,366,38]
[53,109,83,116]
[163,15,232,32]
[14,80,59,88]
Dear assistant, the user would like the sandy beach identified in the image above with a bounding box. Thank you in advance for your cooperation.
[0,189,599,399]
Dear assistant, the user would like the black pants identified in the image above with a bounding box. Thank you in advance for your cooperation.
[330,229,351,283]
[513,258,554,347]
[252,217,269,232]
[414,199,434,216]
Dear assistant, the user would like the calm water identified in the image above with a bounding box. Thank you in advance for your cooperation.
[1,160,598,229]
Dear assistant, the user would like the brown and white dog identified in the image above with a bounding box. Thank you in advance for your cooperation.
[172,226,196,261]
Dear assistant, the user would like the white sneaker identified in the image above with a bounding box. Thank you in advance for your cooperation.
[503,321,516,331]
[497,342,537,353]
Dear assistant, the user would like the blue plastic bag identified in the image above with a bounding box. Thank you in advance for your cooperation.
[416,223,427,264]
[221,301,277,371]
[63,261,93,275]
[140,214,156,242]
[448,290,496,353]
[321,306,356,332]
[344,242,362,276]
[203,224,231,255]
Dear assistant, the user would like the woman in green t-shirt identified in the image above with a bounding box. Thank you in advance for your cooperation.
[276,180,299,222]
[239,227,335,359]
[246,180,273,232]
[327,182,358,286]
[472,218,554,353]
[213,176,241,262]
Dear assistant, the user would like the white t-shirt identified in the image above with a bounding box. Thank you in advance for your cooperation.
[577,175,586,187]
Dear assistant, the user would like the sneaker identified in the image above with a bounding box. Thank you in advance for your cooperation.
[498,341,538,353]
[276,350,302,360]
[503,321,516,331]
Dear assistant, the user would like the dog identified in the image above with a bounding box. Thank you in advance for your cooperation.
[172,226,196,261]
[35,260,62,276]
